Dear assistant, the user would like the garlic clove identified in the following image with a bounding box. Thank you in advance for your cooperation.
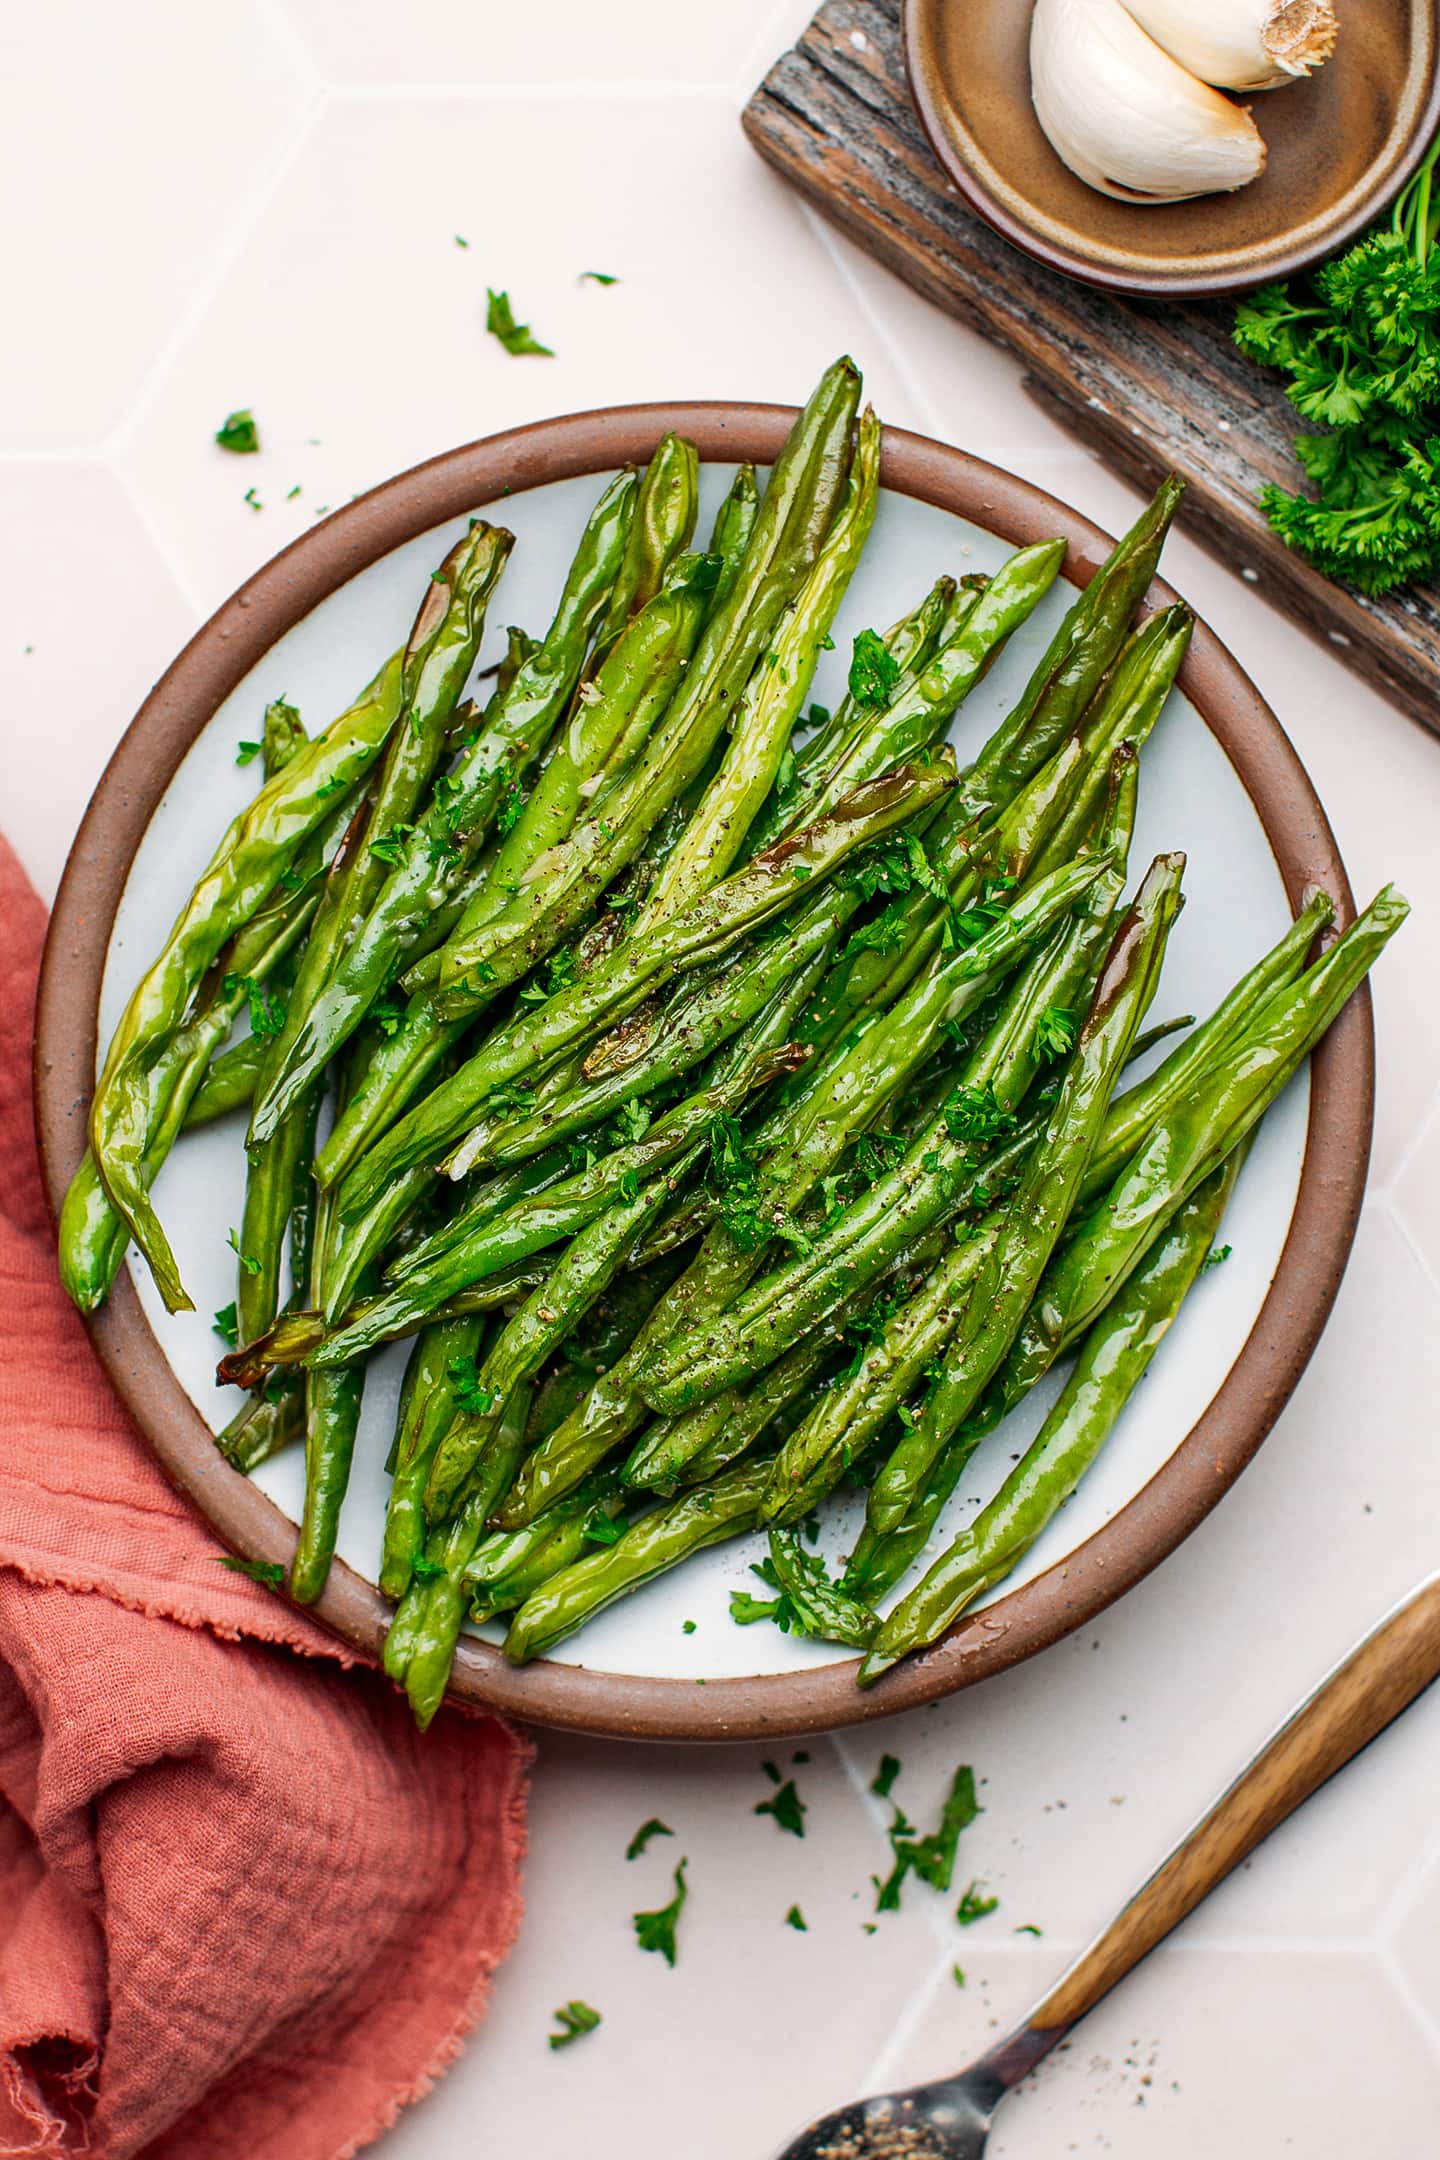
[1117,1,1339,94]
[1030,0,1268,204]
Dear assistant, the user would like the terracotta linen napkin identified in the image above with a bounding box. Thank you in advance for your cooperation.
[0,837,530,2159]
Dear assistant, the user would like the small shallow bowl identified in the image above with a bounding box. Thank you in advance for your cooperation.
[35,404,1373,1740]
[903,0,1440,297]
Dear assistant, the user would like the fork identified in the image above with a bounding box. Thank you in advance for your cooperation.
[772,1571,1440,2159]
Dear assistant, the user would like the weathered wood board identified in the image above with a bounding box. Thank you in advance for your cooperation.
[743,0,1440,739]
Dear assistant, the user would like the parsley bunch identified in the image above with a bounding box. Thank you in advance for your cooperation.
[1235,134,1440,594]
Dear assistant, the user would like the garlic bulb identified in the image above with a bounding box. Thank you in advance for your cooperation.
[1030,0,1268,203]
[1118,1,1339,93]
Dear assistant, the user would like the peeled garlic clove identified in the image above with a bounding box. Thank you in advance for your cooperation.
[1030,0,1268,203]
[1118,0,1339,93]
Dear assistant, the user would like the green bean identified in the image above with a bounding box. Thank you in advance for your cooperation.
[389,1380,536,1730]
[503,1460,770,1663]
[336,754,954,1214]
[182,1031,264,1128]
[422,1140,714,1520]
[798,540,1067,835]
[66,650,405,1312]
[858,853,1187,1546]
[465,1473,627,1620]
[635,406,882,925]
[635,853,1116,1415]
[429,357,862,1022]
[441,875,845,1184]
[858,1146,1244,1683]
[961,475,1183,816]
[380,1314,487,1599]
[58,872,326,1314]
[743,575,964,856]
[290,1360,364,1604]
[592,433,699,655]
[1075,889,1332,1209]
[310,1045,804,1365]
[250,492,634,1144]
[623,1327,835,1494]
[994,884,1408,1410]
[703,464,760,618]
[215,1376,305,1475]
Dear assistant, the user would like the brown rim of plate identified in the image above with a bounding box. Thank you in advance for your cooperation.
[901,0,1440,299]
[33,403,1373,1742]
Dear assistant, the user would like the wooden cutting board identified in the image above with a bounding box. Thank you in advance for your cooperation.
[743,0,1440,739]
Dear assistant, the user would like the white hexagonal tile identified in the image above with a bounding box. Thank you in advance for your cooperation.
[117,92,924,616]
[881,1948,1440,2157]
[836,1205,1440,1949]
[1392,1106,1440,1298]
[0,4,316,447]
[1391,1852,1440,2050]
[279,0,813,90]
[0,463,196,900]
[374,1729,949,2160]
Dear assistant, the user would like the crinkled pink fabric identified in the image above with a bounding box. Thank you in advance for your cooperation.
[0,837,530,2158]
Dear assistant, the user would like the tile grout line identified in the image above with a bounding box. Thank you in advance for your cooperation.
[330,79,733,104]
[1380,1943,1440,2065]
[104,82,330,464]
[858,1938,963,2098]
[1375,1188,1440,1307]
[799,206,951,443]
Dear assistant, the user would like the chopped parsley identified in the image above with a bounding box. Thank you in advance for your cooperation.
[447,1355,498,1416]
[454,233,470,249]
[848,627,900,708]
[235,738,262,766]
[1034,1006,1077,1061]
[215,408,259,454]
[1201,1242,1233,1271]
[632,1858,687,1966]
[785,1905,808,1932]
[221,973,287,1040]
[952,1964,966,1988]
[411,1555,445,1583]
[582,1506,623,1547]
[368,822,413,865]
[486,288,554,358]
[873,1765,980,1914]
[871,1753,902,1800]
[1015,1923,1043,1937]
[371,993,406,1037]
[754,1775,807,1839]
[215,1554,284,1585]
[243,487,263,512]
[548,2000,601,2049]
[625,1817,674,1861]
[579,270,619,285]
[212,1302,239,1346]
[955,1880,999,1926]
[943,1084,1016,1147]
[496,776,526,832]
[226,1228,261,1277]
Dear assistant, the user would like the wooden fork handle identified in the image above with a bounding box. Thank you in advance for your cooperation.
[1029,1572,1440,2037]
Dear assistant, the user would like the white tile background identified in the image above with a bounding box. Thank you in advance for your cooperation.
[2,4,1439,2155]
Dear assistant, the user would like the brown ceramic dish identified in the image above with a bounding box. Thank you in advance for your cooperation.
[903,0,1440,296]
[34,404,1373,1741]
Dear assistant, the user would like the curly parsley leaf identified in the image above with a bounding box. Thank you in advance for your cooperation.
[1033,1005,1077,1062]
[212,1302,239,1347]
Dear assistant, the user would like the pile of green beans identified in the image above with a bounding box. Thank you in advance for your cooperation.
[61,358,1406,1724]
